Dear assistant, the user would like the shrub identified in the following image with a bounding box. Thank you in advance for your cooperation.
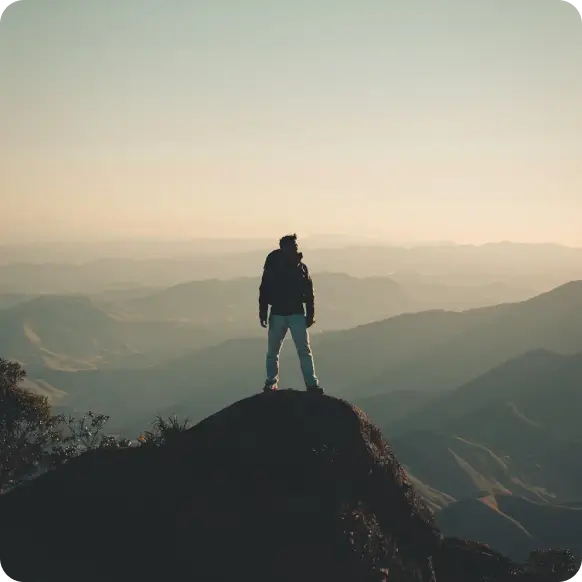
[139,414,192,447]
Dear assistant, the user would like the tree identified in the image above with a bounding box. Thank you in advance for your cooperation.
[0,358,62,492]
[0,358,129,493]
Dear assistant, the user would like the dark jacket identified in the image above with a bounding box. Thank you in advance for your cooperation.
[259,249,315,318]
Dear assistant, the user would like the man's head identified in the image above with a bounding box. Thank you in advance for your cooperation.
[279,233,299,258]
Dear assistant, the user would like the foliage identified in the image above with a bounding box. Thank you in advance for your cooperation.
[0,358,131,493]
[0,356,192,494]
[138,414,192,447]
[51,411,131,464]
[0,358,63,491]
[525,548,581,580]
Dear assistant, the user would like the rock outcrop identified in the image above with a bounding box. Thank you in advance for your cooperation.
[0,390,579,582]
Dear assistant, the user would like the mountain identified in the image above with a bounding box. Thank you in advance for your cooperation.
[384,350,561,430]
[389,422,582,506]
[118,272,535,331]
[89,285,163,304]
[390,431,518,503]
[356,347,582,562]
[43,307,479,434]
[0,271,539,378]
[126,273,414,332]
[392,276,535,309]
[359,281,582,397]
[437,495,582,562]
[0,391,578,582]
[380,349,582,506]
[1,242,580,294]
[0,295,135,371]
[387,348,582,444]
[0,391,442,582]
[43,338,271,432]
[436,496,537,561]
[0,295,263,373]
[40,281,582,435]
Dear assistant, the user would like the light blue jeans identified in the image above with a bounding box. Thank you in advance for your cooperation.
[266,314,319,387]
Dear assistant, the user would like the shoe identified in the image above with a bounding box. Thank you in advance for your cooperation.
[263,382,278,393]
[306,385,324,395]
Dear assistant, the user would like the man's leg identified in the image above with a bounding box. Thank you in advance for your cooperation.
[288,314,320,389]
[265,314,289,387]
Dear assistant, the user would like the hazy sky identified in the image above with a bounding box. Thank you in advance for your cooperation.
[0,0,581,245]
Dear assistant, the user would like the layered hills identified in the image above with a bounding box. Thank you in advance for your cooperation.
[0,295,237,373]
[369,349,582,561]
[1,241,579,293]
[35,281,582,435]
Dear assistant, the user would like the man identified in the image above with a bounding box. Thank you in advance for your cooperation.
[259,234,323,394]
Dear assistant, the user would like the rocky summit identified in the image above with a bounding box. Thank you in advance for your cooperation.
[0,390,579,582]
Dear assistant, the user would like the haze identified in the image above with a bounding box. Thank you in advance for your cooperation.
[0,0,581,245]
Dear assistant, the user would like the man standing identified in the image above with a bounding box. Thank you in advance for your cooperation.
[259,234,323,394]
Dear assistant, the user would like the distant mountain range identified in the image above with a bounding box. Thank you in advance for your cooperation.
[124,272,538,330]
[26,280,582,437]
[0,272,541,374]
[1,241,580,293]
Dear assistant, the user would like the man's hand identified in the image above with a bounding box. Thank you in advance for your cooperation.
[259,310,268,328]
[306,315,315,329]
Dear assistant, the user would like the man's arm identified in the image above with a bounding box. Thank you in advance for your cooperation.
[258,266,271,323]
[303,265,315,325]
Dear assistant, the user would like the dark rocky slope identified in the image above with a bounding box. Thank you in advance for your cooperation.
[0,391,578,582]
